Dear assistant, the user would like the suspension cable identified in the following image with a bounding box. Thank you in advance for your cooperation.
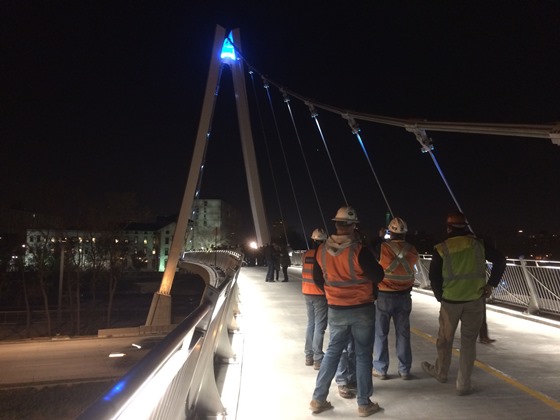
[412,129,475,235]
[247,71,286,245]
[263,78,308,248]
[281,89,329,237]
[344,115,394,218]
[307,102,349,206]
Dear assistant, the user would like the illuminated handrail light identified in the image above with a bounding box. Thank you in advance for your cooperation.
[220,33,236,61]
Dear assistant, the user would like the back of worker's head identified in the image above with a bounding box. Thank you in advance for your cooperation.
[332,206,359,233]
[332,206,359,224]
[311,228,327,242]
[388,216,407,239]
[446,211,469,232]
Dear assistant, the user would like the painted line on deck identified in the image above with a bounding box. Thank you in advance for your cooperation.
[411,326,560,411]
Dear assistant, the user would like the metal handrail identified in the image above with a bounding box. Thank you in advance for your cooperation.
[412,255,560,317]
[79,250,244,420]
[293,252,560,316]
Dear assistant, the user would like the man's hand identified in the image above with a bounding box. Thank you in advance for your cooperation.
[483,285,493,298]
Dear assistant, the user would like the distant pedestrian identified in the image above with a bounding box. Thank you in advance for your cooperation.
[273,243,281,281]
[279,244,291,282]
[302,228,328,370]
[371,217,419,380]
[422,211,506,396]
[309,206,385,417]
[264,243,275,282]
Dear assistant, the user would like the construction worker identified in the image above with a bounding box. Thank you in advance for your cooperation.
[302,228,328,369]
[371,217,419,380]
[309,206,385,417]
[422,211,506,396]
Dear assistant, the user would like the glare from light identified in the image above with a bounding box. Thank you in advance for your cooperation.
[113,345,190,420]
[109,352,126,358]
[132,343,141,349]
[249,241,257,250]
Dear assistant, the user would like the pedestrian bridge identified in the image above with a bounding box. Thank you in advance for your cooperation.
[80,255,560,420]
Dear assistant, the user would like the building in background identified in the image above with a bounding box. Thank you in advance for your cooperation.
[18,199,240,273]
[186,199,240,251]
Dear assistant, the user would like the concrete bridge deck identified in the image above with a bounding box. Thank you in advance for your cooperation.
[223,265,560,420]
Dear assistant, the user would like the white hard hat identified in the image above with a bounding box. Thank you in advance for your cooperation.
[311,228,327,241]
[388,217,408,234]
[332,206,360,224]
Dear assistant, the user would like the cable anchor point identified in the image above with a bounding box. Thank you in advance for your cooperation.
[343,114,360,135]
[407,126,434,153]
[550,124,560,146]
[280,88,291,103]
[306,102,318,119]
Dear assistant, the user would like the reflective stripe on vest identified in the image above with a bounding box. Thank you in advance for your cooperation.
[318,242,373,306]
[378,241,418,292]
[435,235,487,301]
[301,249,323,295]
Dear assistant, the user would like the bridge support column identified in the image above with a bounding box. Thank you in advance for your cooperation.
[145,292,172,326]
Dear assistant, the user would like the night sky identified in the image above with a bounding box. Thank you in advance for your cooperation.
[3,2,560,244]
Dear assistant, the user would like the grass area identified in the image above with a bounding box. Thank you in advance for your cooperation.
[0,381,114,420]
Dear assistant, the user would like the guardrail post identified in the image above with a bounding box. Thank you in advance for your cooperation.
[519,257,541,315]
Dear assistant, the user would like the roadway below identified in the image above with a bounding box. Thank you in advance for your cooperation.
[224,265,560,420]
[0,334,165,388]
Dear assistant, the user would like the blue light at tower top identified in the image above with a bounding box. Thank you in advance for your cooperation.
[221,32,236,61]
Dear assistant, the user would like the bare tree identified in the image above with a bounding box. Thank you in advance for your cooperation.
[26,229,56,337]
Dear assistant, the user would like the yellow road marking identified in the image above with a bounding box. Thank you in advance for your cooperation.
[411,327,560,411]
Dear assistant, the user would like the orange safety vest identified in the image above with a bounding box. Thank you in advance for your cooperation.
[317,242,374,306]
[378,241,419,292]
[301,249,324,295]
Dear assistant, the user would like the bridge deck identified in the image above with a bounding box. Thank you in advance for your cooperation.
[221,265,560,420]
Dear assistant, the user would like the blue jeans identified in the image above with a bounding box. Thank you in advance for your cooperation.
[335,335,355,386]
[304,294,328,361]
[312,305,375,406]
[373,293,412,375]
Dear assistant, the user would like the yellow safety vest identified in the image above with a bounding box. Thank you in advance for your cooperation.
[435,235,487,301]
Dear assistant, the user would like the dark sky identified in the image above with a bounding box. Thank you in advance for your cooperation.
[3,2,560,243]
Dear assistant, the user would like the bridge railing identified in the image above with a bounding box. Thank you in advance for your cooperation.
[294,251,560,316]
[79,250,244,420]
[414,255,560,317]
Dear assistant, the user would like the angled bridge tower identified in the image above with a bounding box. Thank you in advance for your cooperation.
[146,25,270,326]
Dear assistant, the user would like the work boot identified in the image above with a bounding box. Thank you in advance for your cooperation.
[338,385,356,399]
[421,361,447,383]
[358,400,381,417]
[313,360,321,370]
[305,356,313,366]
[309,399,333,414]
[372,369,387,380]
[456,386,474,396]
[398,371,412,380]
